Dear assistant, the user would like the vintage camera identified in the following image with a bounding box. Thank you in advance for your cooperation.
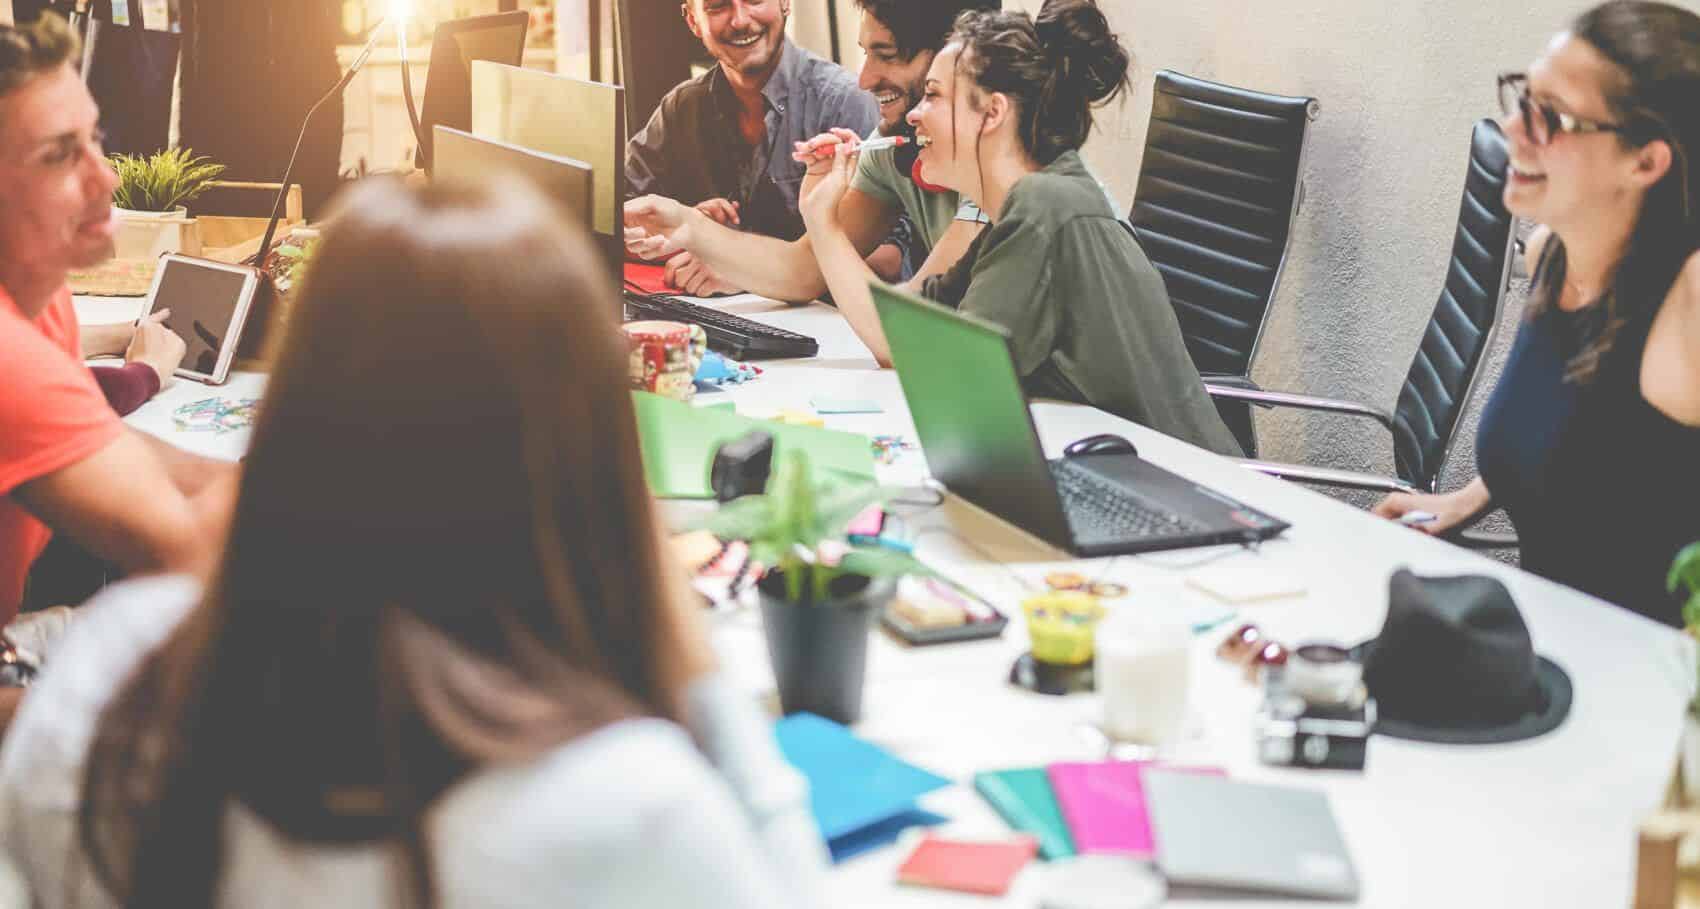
[1255,663,1374,771]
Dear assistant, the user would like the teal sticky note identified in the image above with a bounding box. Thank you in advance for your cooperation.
[811,397,884,415]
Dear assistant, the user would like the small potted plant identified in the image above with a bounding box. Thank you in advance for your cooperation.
[695,449,921,724]
[110,148,226,258]
[1658,542,1700,879]
[1663,543,1700,802]
[1673,543,1700,635]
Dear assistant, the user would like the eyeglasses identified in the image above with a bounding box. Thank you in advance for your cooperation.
[1497,73,1623,146]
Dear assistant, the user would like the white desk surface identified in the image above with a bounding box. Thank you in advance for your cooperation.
[80,291,1696,908]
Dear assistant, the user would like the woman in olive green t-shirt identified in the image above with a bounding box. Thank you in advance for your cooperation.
[799,0,1241,457]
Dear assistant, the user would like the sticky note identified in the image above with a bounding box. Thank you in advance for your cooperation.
[773,409,826,427]
[810,397,884,415]
[897,835,1038,895]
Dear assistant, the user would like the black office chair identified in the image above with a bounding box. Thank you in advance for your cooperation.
[1205,119,1518,547]
[1129,71,1319,457]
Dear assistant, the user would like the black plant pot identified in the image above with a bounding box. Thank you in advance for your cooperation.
[759,570,893,726]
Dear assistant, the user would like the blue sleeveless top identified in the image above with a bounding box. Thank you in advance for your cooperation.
[1476,271,1700,627]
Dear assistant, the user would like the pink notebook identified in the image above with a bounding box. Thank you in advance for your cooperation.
[1047,761,1224,859]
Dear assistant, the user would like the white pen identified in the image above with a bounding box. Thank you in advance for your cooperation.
[794,135,911,161]
[856,135,911,152]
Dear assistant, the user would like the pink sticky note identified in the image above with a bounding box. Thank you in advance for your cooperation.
[897,835,1038,896]
[1047,761,1224,859]
[846,505,885,539]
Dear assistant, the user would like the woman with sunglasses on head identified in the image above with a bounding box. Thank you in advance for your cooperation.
[1376,0,1700,626]
[0,177,827,908]
[797,0,1242,458]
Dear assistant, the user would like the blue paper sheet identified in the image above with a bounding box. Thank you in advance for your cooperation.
[774,713,952,862]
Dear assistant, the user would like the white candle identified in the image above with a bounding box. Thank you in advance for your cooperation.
[1096,613,1192,745]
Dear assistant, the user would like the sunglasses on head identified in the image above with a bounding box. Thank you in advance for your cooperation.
[1497,73,1623,146]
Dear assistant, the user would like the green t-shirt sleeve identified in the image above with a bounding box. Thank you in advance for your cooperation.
[852,142,902,208]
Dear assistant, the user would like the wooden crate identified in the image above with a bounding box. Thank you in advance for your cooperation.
[199,181,305,265]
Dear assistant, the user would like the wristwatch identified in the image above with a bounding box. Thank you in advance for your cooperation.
[0,636,37,688]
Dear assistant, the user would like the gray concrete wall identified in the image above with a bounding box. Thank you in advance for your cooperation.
[1067,0,1596,496]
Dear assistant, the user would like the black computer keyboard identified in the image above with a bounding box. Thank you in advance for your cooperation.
[1049,460,1206,540]
[622,290,819,361]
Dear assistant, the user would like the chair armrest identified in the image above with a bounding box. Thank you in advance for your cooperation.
[1199,374,1260,390]
[1445,527,1520,550]
[1203,384,1395,432]
[1237,458,1415,495]
[1199,375,1271,408]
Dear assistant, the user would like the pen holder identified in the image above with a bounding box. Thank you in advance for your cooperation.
[622,320,707,401]
[759,571,893,725]
[1022,593,1105,667]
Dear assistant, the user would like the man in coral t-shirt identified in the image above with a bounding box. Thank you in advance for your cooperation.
[0,15,234,729]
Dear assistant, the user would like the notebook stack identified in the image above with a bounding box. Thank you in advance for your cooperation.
[975,759,1361,901]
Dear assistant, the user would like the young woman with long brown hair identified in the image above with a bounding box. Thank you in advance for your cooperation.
[0,177,827,907]
[1377,0,1700,625]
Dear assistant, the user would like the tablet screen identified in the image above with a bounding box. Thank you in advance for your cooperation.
[151,260,250,376]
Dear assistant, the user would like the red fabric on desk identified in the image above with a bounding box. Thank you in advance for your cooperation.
[623,262,675,295]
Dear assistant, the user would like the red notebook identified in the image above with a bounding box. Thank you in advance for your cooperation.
[1047,761,1224,859]
[896,835,1038,896]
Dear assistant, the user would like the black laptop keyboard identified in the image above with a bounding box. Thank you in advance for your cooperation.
[1049,460,1207,540]
[622,290,819,361]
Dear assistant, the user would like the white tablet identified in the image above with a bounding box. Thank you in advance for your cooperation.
[143,254,262,385]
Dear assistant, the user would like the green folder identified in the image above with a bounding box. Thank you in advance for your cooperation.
[631,391,876,499]
[973,767,1077,860]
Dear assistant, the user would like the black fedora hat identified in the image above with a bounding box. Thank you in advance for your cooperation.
[1351,570,1572,745]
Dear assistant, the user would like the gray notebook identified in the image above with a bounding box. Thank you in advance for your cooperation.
[1144,770,1360,900]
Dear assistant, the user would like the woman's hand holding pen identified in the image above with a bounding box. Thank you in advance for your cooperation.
[798,139,858,236]
[795,127,864,200]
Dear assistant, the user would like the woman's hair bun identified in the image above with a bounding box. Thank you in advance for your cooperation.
[1035,0,1131,105]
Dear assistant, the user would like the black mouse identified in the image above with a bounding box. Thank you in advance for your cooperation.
[1064,433,1138,458]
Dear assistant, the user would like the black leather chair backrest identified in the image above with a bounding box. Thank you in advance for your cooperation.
[1130,72,1316,380]
[1391,119,1516,492]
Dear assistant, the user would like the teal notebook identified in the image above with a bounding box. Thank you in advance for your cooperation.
[973,768,1076,860]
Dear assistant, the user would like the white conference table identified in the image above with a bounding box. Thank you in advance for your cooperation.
[81,292,1696,909]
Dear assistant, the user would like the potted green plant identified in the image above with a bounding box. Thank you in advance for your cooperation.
[1659,542,1700,877]
[1663,543,1700,812]
[1672,543,1700,635]
[695,449,921,724]
[109,148,225,258]
[110,147,226,215]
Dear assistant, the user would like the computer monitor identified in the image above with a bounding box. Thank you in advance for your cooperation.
[432,125,594,228]
[613,0,698,134]
[470,61,626,281]
[417,12,530,171]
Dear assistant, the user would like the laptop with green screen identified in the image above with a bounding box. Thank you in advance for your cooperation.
[870,282,1287,556]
